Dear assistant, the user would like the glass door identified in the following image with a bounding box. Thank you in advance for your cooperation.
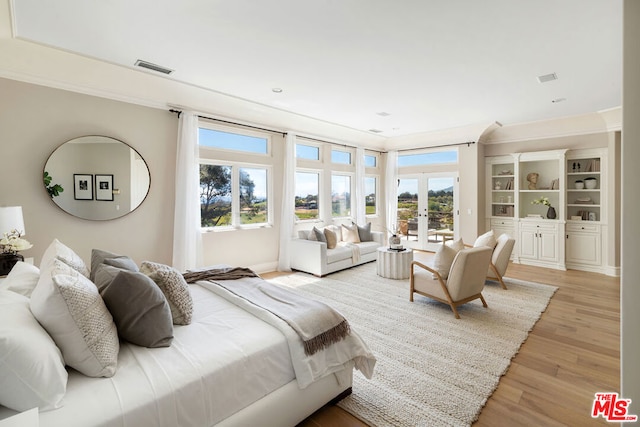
[397,173,458,251]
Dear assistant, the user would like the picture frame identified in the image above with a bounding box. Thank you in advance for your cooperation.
[588,211,597,221]
[95,174,114,201]
[73,174,93,200]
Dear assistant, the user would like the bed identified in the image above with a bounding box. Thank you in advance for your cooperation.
[0,241,375,427]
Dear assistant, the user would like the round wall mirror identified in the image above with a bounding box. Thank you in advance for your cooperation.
[43,135,151,220]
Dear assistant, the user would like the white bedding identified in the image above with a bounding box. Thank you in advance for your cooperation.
[1,284,296,426]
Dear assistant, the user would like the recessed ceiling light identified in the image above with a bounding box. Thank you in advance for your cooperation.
[551,97,566,103]
[369,129,384,133]
[272,88,283,93]
[134,59,173,75]
[376,112,391,117]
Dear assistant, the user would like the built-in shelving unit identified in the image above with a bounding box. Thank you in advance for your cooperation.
[485,148,610,274]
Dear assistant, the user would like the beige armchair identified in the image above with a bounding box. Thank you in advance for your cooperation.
[487,234,516,289]
[410,247,492,319]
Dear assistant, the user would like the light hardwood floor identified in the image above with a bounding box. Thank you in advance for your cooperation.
[287,255,620,427]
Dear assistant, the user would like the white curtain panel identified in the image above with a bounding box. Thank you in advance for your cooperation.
[172,111,203,271]
[384,151,398,236]
[277,133,297,271]
[355,147,366,226]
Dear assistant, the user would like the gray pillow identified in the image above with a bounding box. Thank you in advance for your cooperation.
[313,226,326,243]
[93,264,125,293]
[90,249,138,282]
[100,270,173,348]
[354,222,373,242]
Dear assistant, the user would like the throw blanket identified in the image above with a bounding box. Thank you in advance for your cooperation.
[184,269,351,356]
[339,242,361,264]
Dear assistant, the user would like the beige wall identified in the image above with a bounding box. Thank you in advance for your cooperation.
[0,77,177,267]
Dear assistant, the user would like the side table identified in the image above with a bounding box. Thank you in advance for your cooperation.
[376,247,413,279]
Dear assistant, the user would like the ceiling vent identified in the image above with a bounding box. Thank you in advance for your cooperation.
[537,73,558,83]
[369,129,384,133]
[134,60,173,75]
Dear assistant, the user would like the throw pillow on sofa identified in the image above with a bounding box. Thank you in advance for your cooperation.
[353,221,373,242]
[324,227,338,249]
[341,223,361,243]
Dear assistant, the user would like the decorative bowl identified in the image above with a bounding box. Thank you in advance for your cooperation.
[584,177,597,189]
[574,180,584,189]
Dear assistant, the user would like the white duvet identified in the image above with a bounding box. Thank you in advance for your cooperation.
[0,282,375,427]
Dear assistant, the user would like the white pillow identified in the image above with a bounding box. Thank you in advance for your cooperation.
[0,290,68,412]
[30,259,119,378]
[341,223,361,243]
[40,238,90,277]
[474,230,497,249]
[1,261,40,297]
[432,238,465,279]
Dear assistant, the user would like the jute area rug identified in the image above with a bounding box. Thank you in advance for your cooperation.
[268,262,557,427]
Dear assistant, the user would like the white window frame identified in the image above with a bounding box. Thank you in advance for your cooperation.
[331,172,354,219]
[294,168,323,223]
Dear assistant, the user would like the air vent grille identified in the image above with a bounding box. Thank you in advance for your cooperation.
[134,60,173,75]
[537,73,558,83]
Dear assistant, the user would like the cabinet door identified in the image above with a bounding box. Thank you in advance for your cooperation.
[538,231,558,262]
[519,228,537,260]
[566,232,601,265]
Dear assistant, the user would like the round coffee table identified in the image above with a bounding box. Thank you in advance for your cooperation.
[376,247,413,279]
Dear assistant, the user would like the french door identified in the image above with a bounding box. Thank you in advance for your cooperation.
[397,173,458,251]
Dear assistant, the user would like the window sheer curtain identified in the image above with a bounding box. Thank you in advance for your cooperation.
[385,151,398,236]
[355,147,366,225]
[277,133,296,271]
[172,111,203,271]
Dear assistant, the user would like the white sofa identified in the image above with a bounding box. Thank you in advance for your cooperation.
[290,225,384,276]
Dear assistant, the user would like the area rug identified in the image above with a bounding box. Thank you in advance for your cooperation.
[267,263,557,427]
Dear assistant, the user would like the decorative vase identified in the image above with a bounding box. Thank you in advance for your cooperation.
[546,206,557,220]
[585,177,597,189]
[389,234,402,250]
[0,253,24,276]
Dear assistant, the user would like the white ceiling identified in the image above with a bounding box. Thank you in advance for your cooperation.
[10,0,622,139]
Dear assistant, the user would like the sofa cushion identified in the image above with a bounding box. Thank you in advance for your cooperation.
[341,223,361,243]
[326,246,354,264]
[358,241,380,255]
[313,227,327,243]
[324,227,338,249]
[354,222,373,242]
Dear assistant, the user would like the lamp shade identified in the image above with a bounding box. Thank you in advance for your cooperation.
[0,206,26,236]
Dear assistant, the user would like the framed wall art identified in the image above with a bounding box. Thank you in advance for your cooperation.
[95,174,114,201]
[73,174,93,200]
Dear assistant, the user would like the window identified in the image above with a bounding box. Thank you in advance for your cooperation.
[364,154,377,168]
[331,174,351,217]
[295,171,319,220]
[331,149,351,165]
[397,150,458,167]
[200,164,232,227]
[198,124,272,229]
[365,176,377,215]
[239,167,268,225]
[199,127,268,154]
[296,143,320,160]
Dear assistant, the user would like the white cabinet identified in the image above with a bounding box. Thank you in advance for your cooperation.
[565,223,602,271]
[518,221,562,268]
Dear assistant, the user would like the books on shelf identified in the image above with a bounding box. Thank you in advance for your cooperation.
[584,159,600,172]
[504,178,514,190]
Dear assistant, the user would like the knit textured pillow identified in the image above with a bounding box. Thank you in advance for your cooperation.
[140,261,193,325]
[30,259,119,378]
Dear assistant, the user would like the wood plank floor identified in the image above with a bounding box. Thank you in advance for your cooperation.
[285,255,620,427]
